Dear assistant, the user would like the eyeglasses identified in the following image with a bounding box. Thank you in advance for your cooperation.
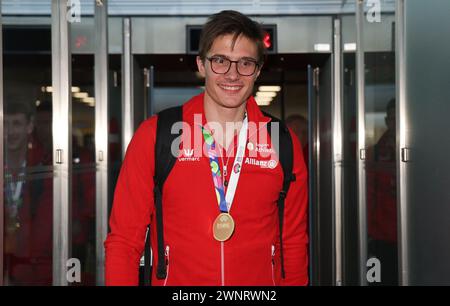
[206,56,259,76]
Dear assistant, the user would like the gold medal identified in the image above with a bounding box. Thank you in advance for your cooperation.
[213,213,235,242]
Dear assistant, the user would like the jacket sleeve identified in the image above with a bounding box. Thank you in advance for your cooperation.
[279,128,309,286]
[104,117,157,286]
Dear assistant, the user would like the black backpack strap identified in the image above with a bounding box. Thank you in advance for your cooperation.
[148,105,183,282]
[264,112,296,279]
[143,227,151,285]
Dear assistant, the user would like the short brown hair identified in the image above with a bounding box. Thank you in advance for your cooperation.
[4,91,36,122]
[198,10,266,64]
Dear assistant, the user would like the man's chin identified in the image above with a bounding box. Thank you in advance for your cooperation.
[219,94,250,107]
[205,90,248,109]
[220,99,247,109]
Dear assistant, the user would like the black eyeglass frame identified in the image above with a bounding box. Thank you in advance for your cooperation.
[205,56,261,76]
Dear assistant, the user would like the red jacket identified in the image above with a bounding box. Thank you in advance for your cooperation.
[4,136,53,285]
[104,93,309,286]
[367,131,397,243]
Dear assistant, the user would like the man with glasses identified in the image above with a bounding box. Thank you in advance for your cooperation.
[105,10,308,286]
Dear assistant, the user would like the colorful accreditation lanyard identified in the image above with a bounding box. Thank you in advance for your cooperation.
[4,162,26,234]
[5,162,26,219]
[201,113,248,242]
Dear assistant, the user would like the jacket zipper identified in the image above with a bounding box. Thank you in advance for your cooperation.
[271,244,276,286]
[221,242,225,286]
[163,245,170,286]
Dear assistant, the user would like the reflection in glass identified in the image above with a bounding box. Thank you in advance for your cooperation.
[108,55,122,217]
[342,52,359,285]
[3,90,53,285]
[71,55,96,285]
[365,52,397,286]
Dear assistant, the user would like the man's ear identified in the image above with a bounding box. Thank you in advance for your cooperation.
[255,63,263,80]
[196,56,206,78]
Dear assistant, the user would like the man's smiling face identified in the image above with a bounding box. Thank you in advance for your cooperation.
[197,34,261,110]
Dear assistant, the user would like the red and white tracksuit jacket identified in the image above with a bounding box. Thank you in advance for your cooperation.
[104,93,309,286]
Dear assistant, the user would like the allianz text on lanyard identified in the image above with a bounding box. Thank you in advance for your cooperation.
[201,113,248,242]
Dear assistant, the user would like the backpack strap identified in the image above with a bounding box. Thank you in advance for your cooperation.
[143,227,151,285]
[264,112,296,279]
[148,105,183,282]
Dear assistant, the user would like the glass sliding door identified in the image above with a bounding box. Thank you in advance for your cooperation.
[2,0,53,285]
[106,15,122,221]
[107,53,122,227]
[341,7,358,285]
[65,1,113,286]
[361,1,398,286]
[68,1,112,285]
[315,55,334,286]
[70,5,97,283]
[70,53,96,285]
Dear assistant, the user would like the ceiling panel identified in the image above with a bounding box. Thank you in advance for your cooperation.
[2,0,395,16]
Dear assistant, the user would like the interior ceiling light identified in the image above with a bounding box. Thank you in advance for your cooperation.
[344,43,357,51]
[256,91,277,98]
[42,86,80,93]
[314,43,331,52]
[73,92,89,99]
[257,101,271,106]
[255,98,272,106]
[255,96,273,102]
[258,86,281,92]
[82,97,95,104]
[255,96,273,106]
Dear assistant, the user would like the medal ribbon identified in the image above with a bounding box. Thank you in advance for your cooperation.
[5,162,26,203]
[202,113,248,213]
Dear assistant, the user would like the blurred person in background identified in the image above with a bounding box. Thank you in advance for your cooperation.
[286,114,309,171]
[4,96,52,285]
[366,98,398,286]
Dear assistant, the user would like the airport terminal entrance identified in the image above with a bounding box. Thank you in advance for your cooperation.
[7,0,450,287]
